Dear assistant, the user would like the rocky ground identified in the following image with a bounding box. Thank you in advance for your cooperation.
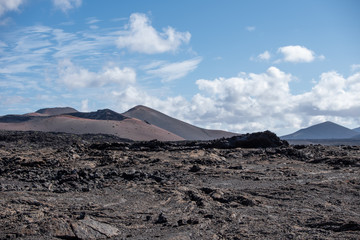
[0,131,359,239]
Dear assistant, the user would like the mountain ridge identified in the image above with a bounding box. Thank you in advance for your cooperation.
[0,106,237,141]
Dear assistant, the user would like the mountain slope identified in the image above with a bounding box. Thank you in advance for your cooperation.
[0,115,184,141]
[123,105,237,140]
[282,121,359,140]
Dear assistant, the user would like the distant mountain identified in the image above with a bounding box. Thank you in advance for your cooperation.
[0,106,238,141]
[353,127,360,133]
[282,121,359,140]
[123,105,237,140]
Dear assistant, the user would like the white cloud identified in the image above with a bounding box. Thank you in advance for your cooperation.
[195,67,293,120]
[258,50,271,60]
[351,64,360,72]
[0,0,24,16]
[146,57,202,82]
[116,13,191,54]
[52,0,82,13]
[299,71,360,112]
[58,59,136,88]
[191,68,360,133]
[278,45,315,63]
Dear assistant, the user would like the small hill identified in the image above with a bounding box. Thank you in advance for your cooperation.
[36,107,78,116]
[123,105,237,140]
[282,121,359,140]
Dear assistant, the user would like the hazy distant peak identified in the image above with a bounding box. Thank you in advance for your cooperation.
[282,121,358,140]
[352,127,360,133]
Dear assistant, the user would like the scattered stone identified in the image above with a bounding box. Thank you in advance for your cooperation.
[189,165,201,172]
[155,213,168,224]
[71,216,120,239]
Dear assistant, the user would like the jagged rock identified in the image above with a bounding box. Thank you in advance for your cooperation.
[71,216,120,239]
[211,131,289,149]
[155,213,168,224]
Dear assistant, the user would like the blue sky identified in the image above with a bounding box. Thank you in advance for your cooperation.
[0,0,359,135]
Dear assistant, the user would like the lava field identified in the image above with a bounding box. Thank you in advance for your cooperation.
[0,131,359,239]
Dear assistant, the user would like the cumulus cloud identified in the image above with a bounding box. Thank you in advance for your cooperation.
[116,13,191,54]
[278,45,315,63]
[194,67,293,126]
[190,68,360,133]
[257,51,271,60]
[146,57,202,82]
[0,0,24,16]
[298,71,360,113]
[58,59,136,88]
[52,0,82,13]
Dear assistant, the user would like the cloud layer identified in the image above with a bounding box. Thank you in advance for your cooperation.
[116,13,191,54]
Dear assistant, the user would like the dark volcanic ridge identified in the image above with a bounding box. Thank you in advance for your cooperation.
[0,130,359,239]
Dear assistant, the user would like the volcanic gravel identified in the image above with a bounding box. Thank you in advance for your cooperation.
[0,131,359,239]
